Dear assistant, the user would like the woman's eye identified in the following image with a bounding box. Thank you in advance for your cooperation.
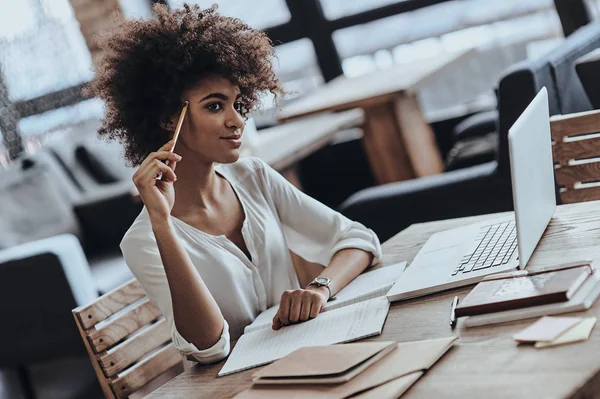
[207,103,222,112]
[234,102,244,113]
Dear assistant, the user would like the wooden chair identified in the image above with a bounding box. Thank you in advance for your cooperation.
[551,109,600,204]
[72,279,183,398]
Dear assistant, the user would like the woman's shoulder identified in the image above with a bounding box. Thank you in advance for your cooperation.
[120,207,155,250]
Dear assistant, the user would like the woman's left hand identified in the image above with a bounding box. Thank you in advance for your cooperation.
[272,287,329,330]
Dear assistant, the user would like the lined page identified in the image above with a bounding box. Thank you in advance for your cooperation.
[326,261,406,311]
[244,262,406,334]
[219,297,391,376]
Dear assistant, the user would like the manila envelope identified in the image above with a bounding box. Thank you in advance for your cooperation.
[234,336,457,399]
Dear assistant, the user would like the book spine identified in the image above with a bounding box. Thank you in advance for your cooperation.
[455,292,568,317]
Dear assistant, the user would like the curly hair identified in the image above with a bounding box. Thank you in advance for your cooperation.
[85,3,285,166]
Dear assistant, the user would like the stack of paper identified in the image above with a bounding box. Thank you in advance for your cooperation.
[513,316,597,348]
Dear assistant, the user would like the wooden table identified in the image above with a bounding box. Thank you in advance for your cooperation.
[146,200,600,398]
[247,109,363,190]
[278,49,476,185]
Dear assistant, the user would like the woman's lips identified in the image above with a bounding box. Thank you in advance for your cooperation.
[221,135,242,148]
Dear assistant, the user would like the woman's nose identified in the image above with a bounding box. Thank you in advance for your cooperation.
[225,107,245,130]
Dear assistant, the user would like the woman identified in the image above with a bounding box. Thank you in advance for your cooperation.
[87,4,381,364]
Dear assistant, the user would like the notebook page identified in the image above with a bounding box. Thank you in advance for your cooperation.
[326,262,406,311]
[219,297,390,376]
[243,262,406,334]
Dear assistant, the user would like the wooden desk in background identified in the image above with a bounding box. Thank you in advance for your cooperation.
[278,49,476,185]
[249,109,363,190]
[146,200,600,399]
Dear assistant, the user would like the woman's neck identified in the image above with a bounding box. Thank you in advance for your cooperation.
[170,151,222,216]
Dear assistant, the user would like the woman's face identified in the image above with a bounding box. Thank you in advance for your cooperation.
[175,74,246,164]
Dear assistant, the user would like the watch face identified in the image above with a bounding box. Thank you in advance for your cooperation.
[315,277,330,285]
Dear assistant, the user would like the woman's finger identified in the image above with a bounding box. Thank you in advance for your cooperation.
[138,159,177,184]
[272,312,283,330]
[138,148,180,170]
[277,293,292,326]
[159,139,176,152]
[309,300,321,318]
[299,298,312,322]
[288,293,303,323]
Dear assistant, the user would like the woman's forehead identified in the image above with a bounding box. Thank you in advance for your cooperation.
[187,75,240,98]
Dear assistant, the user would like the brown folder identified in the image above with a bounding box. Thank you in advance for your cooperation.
[234,336,457,399]
[252,341,397,385]
[455,263,593,317]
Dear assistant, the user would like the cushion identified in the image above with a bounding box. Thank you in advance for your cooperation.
[75,144,120,184]
[0,162,82,249]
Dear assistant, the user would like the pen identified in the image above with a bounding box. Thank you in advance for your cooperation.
[449,296,459,329]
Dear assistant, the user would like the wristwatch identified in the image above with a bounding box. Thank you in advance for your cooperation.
[307,277,335,301]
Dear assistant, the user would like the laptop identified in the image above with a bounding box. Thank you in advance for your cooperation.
[387,87,556,302]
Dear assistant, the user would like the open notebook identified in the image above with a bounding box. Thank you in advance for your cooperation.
[219,296,391,377]
[244,261,407,334]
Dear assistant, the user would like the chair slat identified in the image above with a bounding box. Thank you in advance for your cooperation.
[74,279,145,329]
[561,186,600,204]
[99,318,171,377]
[550,110,600,141]
[110,344,183,399]
[554,162,600,187]
[87,299,162,353]
[72,311,117,399]
[553,135,600,166]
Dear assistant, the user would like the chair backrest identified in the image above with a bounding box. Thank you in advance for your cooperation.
[551,109,600,204]
[72,279,182,399]
[496,22,600,176]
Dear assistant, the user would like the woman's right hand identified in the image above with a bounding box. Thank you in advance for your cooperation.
[132,139,182,222]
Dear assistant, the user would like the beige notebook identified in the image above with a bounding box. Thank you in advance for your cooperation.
[252,341,397,385]
[234,336,458,399]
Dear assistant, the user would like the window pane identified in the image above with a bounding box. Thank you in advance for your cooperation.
[0,0,93,101]
[320,0,403,21]
[18,98,103,138]
[333,0,562,73]
[0,0,37,39]
[118,0,154,19]
[252,39,323,127]
[166,0,291,29]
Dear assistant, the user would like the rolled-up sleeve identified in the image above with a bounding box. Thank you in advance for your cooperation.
[120,228,230,364]
[256,158,382,267]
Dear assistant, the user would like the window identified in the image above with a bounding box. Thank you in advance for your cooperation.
[333,0,560,77]
[166,0,291,29]
[0,0,93,102]
[319,0,403,20]
[253,39,322,127]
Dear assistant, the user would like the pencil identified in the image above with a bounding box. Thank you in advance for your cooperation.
[166,101,188,167]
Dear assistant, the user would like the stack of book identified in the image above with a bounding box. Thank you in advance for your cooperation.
[455,261,600,327]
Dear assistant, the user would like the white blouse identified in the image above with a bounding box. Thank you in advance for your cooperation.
[120,157,382,364]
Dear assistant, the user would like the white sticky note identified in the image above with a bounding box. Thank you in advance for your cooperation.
[535,317,597,348]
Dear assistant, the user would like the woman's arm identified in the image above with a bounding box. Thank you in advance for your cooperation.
[151,217,225,350]
[273,248,373,329]
[130,139,226,354]
[254,157,381,330]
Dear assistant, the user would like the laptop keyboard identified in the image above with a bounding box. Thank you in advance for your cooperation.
[451,221,518,276]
